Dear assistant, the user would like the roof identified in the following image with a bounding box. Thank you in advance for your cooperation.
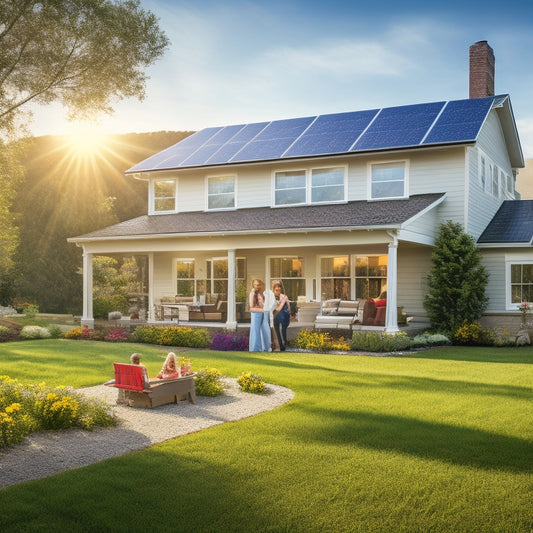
[126,95,523,174]
[69,193,445,242]
[478,200,533,245]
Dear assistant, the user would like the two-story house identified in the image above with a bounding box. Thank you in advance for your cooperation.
[69,41,530,333]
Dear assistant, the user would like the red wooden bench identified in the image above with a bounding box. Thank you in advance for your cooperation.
[105,363,196,408]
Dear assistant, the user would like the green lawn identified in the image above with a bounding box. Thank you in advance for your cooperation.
[0,340,532,532]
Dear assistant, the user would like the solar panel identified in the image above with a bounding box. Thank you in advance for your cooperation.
[352,102,445,151]
[230,116,315,162]
[128,127,223,172]
[126,96,500,172]
[423,97,493,144]
[205,122,269,164]
[180,124,246,166]
[283,110,378,157]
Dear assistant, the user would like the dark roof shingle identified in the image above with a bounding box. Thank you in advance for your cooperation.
[71,193,445,241]
[478,200,533,244]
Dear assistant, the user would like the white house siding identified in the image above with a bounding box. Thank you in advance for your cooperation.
[480,249,507,312]
[397,244,432,320]
[466,112,515,239]
[150,146,469,215]
[408,148,466,226]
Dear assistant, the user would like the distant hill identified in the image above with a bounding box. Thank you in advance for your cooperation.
[12,131,192,313]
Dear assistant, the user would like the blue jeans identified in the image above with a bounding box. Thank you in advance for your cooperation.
[249,311,271,352]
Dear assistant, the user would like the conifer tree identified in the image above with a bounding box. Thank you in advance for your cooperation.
[424,221,489,332]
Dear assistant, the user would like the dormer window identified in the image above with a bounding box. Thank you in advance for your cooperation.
[152,179,177,214]
[207,175,235,210]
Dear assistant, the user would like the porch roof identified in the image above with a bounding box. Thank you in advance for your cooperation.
[70,193,445,242]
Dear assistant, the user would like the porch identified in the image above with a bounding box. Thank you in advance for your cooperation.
[77,227,433,334]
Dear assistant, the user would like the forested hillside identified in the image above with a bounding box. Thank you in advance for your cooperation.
[12,131,191,313]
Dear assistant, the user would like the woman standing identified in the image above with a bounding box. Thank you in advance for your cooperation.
[249,279,271,351]
[272,281,291,351]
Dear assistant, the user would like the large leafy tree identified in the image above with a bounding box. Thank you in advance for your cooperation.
[424,221,489,332]
[0,0,169,133]
[0,0,169,306]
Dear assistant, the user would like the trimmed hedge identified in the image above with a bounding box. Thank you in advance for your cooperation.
[131,325,210,348]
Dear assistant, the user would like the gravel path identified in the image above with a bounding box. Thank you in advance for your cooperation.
[0,378,294,489]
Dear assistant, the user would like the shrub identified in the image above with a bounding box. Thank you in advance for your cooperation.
[104,327,130,342]
[0,325,17,342]
[350,331,385,352]
[93,294,130,319]
[237,372,266,394]
[19,325,51,340]
[194,367,225,396]
[64,327,105,341]
[492,326,515,347]
[0,378,116,448]
[132,325,210,348]
[295,330,348,352]
[351,331,412,352]
[47,325,64,339]
[411,332,451,348]
[453,321,495,346]
[33,391,80,430]
[381,332,411,352]
[130,325,162,344]
[210,333,249,351]
[0,403,33,447]
[21,303,39,318]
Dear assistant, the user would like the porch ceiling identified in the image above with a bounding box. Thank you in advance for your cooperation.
[69,193,445,243]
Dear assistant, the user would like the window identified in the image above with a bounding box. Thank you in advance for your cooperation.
[274,170,306,206]
[355,255,387,299]
[480,156,487,190]
[491,165,499,197]
[320,256,350,300]
[153,179,176,213]
[274,166,346,206]
[311,167,345,203]
[176,259,195,297]
[207,175,235,210]
[205,257,246,301]
[510,263,533,305]
[269,257,305,301]
[370,162,406,199]
[507,173,513,195]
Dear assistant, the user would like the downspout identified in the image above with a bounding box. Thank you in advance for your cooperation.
[385,230,399,333]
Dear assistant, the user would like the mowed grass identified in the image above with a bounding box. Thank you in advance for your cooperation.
[0,340,531,532]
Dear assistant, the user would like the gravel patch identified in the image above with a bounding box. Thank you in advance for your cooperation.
[0,378,294,489]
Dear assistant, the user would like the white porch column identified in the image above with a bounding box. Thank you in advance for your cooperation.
[148,252,154,321]
[226,249,237,330]
[385,231,399,333]
[81,248,94,328]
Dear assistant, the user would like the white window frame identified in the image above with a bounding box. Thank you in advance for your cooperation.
[491,164,499,198]
[150,178,177,215]
[267,255,306,300]
[206,174,236,211]
[367,160,409,201]
[479,153,487,191]
[174,258,196,298]
[506,261,533,310]
[272,165,347,207]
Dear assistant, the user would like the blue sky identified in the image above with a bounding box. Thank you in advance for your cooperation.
[30,0,533,157]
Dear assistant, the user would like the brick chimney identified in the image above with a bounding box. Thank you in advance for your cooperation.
[469,41,495,98]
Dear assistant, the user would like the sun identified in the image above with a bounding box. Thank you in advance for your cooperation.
[64,122,107,158]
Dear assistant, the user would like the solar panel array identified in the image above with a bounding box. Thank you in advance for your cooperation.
[128,96,497,173]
